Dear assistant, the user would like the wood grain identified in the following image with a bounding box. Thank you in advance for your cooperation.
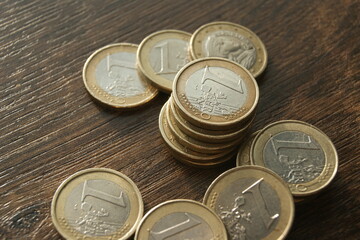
[0,0,359,239]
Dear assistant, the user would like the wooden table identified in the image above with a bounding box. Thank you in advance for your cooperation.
[1,0,359,239]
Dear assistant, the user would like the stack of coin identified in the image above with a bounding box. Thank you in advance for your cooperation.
[236,120,338,198]
[159,57,259,167]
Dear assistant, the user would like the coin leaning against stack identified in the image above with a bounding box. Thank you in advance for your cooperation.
[158,57,259,167]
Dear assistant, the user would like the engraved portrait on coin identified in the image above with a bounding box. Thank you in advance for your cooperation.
[204,31,257,70]
[263,131,325,184]
[96,52,148,98]
[64,179,131,236]
[185,66,248,117]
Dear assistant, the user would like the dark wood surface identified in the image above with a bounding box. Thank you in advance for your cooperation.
[1,0,359,239]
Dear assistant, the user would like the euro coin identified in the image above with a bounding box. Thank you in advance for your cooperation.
[250,120,338,197]
[204,166,294,240]
[51,168,143,240]
[83,43,158,108]
[172,57,259,130]
[190,21,267,78]
[137,30,191,93]
[236,130,261,166]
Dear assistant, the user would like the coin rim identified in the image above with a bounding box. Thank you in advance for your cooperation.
[51,168,144,240]
[189,21,268,78]
[172,57,259,129]
[236,130,261,166]
[134,199,228,240]
[250,120,338,197]
[137,29,192,93]
[203,165,295,240]
[83,43,158,108]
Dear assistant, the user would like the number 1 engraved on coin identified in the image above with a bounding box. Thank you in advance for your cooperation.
[242,178,279,229]
[81,180,126,207]
[186,66,246,118]
[150,213,201,240]
[264,131,325,184]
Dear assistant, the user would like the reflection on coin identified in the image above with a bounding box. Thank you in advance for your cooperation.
[135,199,227,240]
[159,101,235,167]
[236,130,261,166]
[51,168,143,240]
[250,120,338,197]
[190,21,267,77]
[173,57,259,130]
[83,43,158,108]
[203,166,294,240]
[137,30,191,93]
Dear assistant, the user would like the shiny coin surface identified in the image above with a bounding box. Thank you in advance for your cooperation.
[190,21,267,78]
[169,96,254,143]
[204,166,294,240]
[83,43,158,108]
[137,30,191,93]
[250,120,338,197]
[159,101,235,167]
[135,199,228,240]
[173,58,259,130]
[51,168,143,240]
[236,130,261,166]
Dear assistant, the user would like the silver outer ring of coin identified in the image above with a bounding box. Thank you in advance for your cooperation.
[51,168,144,240]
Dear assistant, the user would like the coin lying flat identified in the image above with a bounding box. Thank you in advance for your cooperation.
[204,166,294,240]
[137,30,191,93]
[135,199,228,240]
[172,57,259,130]
[236,130,261,166]
[83,43,158,108]
[169,96,254,143]
[250,120,338,197]
[51,168,143,240]
[190,21,267,78]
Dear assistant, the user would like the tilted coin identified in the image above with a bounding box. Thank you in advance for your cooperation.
[190,21,267,77]
[203,166,294,240]
[250,120,338,197]
[236,130,261,166]
[83,43,158,108]
[137,30,191,93]
[135,199,228,240]
[172,57,259,130]
[166,101,235,154]
[51,168,143,240]
[159,101,235,167]
[169,96,254,143]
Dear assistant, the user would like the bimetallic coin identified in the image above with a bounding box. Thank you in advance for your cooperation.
[51,168,143,240]
[137,30,191,93]
[190,21,267,78]
[169,96,255,143]
[83,43,158,108]
[159,101,235,167]
[236,130,261,166]
[173,58,259,130]
[250,120,338,197]
[203,166,294,240]
[135,199,228,240]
